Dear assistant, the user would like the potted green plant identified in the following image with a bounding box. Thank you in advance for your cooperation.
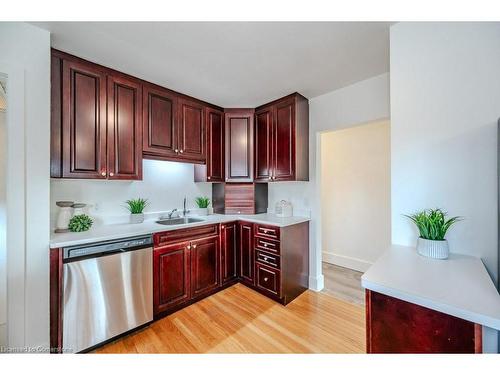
[68,214,93,232]
[404,208,462,259]
[125,198,149,224]
[195,196,211,216]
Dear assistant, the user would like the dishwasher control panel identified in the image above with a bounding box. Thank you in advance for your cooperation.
[63,235,153,260]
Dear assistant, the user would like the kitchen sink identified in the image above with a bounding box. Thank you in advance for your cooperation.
[155,217,206,226]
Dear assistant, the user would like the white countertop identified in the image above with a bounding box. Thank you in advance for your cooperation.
[361,245,500,330]
[49,213,310,248]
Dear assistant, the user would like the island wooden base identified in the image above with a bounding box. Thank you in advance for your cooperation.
[366,290,482,353]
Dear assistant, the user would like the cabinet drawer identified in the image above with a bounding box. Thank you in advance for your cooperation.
[254,224,280,240]
[256,250,280,269]
[255,263,281,297]
[225,207,254,215]
[154,224,218,247]
[255,237,280,254]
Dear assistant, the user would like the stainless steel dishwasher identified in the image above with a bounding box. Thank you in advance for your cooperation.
[62,235,153,353]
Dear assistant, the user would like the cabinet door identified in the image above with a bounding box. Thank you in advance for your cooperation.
[238,221,254,285]
[206,108,225,182]
[154,242,191,315]
[273,98,295,181]
[178,98,205,162]
[107,74,142,180]
[190,236,220,298]
[142,84,179,159]
[221,222,238,284]
[225,110,254,182]
[254,107,274,182]
[61,59,107,178]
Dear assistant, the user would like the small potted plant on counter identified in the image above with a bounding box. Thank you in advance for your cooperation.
[404,208,462,259]
[195,196,211,216]
[125,198,149,224]
[68,214,93,233]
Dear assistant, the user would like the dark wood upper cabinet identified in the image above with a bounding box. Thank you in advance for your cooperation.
[254,107,274,182]
[221,222,238,284]
[142,83,179,160]
[107,74,143,180]
[225,109,254,182]
[238,221,254,285]
[190,235,220,298]
[194,107,224,182]
[154,241,191,315]
[255,93,309,182]
[55,56,108,179]
[178,98,205,163]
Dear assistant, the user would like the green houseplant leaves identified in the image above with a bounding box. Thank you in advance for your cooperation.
[404,209,462,241]
[68,214,93,232]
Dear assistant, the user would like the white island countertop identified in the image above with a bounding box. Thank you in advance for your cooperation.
[50,213,310,248]
[361,245,500,330]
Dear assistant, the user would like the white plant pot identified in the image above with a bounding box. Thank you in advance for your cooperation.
[192,208,209,216]
[417,237,449,259]
[130,213,144,224]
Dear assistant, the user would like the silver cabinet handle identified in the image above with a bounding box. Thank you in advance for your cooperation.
[109,172,114,177]
[208,176,211,180]
[263,243,268,247]
[101,171,107,177]
[175,149,179,153]
[180,149,184,153]
[192,244,197,249]
[263,256,268,261]
[264,277,268,282]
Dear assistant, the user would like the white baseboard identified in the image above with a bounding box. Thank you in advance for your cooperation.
[322,251,372,272]
[308,274,324,291]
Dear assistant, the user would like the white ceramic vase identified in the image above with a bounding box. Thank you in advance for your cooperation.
[417,237,449,259]
[130,213,144,224]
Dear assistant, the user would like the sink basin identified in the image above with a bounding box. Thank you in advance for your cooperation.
[155,217,206,226]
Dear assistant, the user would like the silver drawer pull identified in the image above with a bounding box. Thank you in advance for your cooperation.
[187,245,191,250]
[263,256,268,261]
[192,244,197,249]
[264,277,268,282]
[263,243,268,247]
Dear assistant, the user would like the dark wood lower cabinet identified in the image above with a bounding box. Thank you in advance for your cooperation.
[238,221,254,285]
[154,241,191,315]
[190,236,220,298]
[366,290,482,353]
[221,222,238,285]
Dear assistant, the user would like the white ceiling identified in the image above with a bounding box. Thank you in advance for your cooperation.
[33,22,391,107]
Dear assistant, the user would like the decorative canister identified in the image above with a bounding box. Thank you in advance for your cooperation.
[416,237,449,259]
[55,201,74,233]
[275,200,293,218]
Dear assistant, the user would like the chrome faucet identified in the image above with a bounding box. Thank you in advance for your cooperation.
[160,209,177,220]
[183,197,190,217]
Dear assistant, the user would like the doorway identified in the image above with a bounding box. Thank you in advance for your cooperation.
[319,120,391,304]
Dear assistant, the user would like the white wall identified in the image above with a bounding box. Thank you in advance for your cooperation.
[0,23,51,349]
[321,121,391,272]
[390,22,500,353]
[0,109,6,346]
[51,160,212,226]
[268,72,390,289]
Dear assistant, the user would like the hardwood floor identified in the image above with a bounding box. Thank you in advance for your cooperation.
[94,283,366,354]
[322,262,365,305]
